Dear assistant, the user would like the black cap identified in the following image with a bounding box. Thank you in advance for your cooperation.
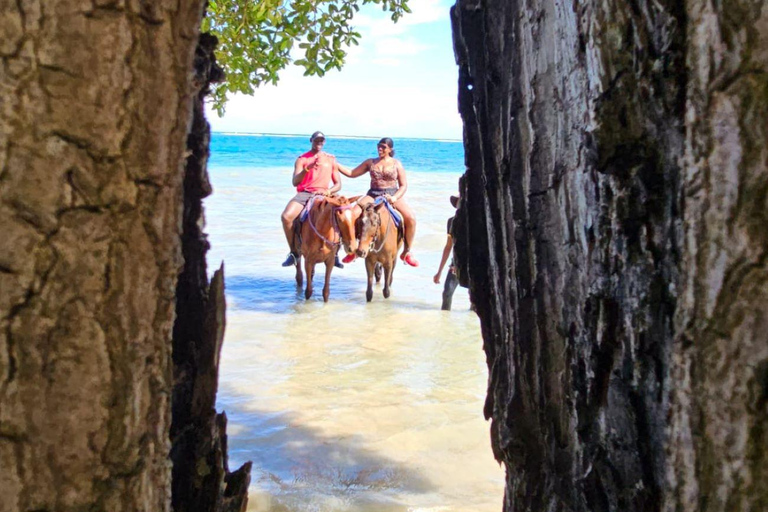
[310,131,326,141]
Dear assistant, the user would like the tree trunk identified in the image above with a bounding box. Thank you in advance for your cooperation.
[1,2,204,510]
[170,32,251,512]
[451,0,767,510]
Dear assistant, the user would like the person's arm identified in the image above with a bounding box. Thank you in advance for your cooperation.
[327,166,342,195]
[337,159,370,178]
[433,235,454,284]
[387,160,408,203]
[292,155,314,187]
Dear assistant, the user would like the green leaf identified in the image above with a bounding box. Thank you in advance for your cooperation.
[205,0,412,110]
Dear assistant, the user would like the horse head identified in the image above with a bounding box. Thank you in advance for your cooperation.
[355,203,381,258]
[328,195,358,256]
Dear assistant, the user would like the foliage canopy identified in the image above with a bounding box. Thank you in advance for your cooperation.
[203,0,412,114]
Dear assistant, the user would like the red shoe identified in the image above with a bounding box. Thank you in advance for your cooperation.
[401,252,419,267]
[342,253,357,264]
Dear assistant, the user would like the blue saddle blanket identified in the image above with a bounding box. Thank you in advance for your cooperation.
[374,196,402,228]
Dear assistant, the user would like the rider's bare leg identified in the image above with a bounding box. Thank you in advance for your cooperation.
[281,201,304,251]
[393,198,416,253]
[281,201,304,266]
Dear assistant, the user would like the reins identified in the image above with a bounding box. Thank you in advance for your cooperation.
[306,196,341,248]
[368,204,392,254]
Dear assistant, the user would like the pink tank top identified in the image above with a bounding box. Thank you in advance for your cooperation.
[296,151,336,193]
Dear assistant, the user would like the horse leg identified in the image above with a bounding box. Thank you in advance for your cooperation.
[322,258,333,303]
[365,258,375,302]
[304,257,314,300]
[295,254,303,288]
[383,256,396,299]
[374,262,382,283]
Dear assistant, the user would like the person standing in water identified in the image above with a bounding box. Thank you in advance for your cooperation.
[434,194,460,310]
[337,137,419,267]
[280,131,344,268]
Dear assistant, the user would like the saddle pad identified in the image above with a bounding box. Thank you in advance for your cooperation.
[373,196,402,228]
[299,195,319,222]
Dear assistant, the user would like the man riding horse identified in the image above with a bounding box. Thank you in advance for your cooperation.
[280,131,345,269]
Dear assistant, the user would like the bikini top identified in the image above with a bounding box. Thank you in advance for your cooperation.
[369,158,399,188]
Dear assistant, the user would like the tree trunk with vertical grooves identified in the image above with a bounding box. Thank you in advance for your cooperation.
[451,0,767,510]
[0,2,249,511]
[170,32,251,512]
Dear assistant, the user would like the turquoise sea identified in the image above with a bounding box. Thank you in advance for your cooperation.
[206,133,503,512]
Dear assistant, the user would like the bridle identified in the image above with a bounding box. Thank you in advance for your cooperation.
[307,196,358,248]
[332,199,358,250]
[363,204,391,254]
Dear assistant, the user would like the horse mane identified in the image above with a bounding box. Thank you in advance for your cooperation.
[323,195,353,208]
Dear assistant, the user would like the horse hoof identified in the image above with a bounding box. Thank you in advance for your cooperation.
[366,290,373,302]
[383,288,390,299]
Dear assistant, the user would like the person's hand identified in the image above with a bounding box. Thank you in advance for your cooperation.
[385,194,395,203]
[433,273,441,284]
[323,190,332,197]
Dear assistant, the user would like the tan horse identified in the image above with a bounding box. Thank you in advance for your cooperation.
[294,195,356,301]
[355,201,403,302]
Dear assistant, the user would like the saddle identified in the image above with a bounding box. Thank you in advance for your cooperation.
[299,195,321,223]
[372,196,402,229]
[293,195,322,250]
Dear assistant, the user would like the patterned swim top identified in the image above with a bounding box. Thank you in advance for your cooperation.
[369,158,399,189]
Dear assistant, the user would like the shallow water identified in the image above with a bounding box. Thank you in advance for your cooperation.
[206,135,504,512]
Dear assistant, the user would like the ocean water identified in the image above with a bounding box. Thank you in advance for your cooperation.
[206,133,503,512]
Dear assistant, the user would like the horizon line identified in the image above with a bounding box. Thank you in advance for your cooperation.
[211,130,463,143]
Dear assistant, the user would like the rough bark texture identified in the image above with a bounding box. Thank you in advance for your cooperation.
[170,32,251,512]
[452,0,767,510]
[0,1,204,510]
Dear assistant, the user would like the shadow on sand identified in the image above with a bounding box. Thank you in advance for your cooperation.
[217,390,436,511]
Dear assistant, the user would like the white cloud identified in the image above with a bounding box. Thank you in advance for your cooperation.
[354,0,449,38]
[371,57,402,67]
[356,0,447,29]
[400,0,447,25]
[375,37,431,56]
[207,66,461,140]
[206,0,461,140]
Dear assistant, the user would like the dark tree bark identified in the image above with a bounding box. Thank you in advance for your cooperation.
[170,32,251,512]
[451,0,767,510]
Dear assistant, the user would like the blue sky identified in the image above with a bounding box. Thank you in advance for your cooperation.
[206,0,462,140]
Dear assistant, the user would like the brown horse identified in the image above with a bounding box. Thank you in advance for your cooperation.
[294,195,356,301]
[355,201,403,302]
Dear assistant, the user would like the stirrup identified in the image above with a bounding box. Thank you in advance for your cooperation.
[401,252,419,267]
[281,252,298,267]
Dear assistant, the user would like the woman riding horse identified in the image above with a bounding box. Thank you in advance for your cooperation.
[336,137,419,267]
